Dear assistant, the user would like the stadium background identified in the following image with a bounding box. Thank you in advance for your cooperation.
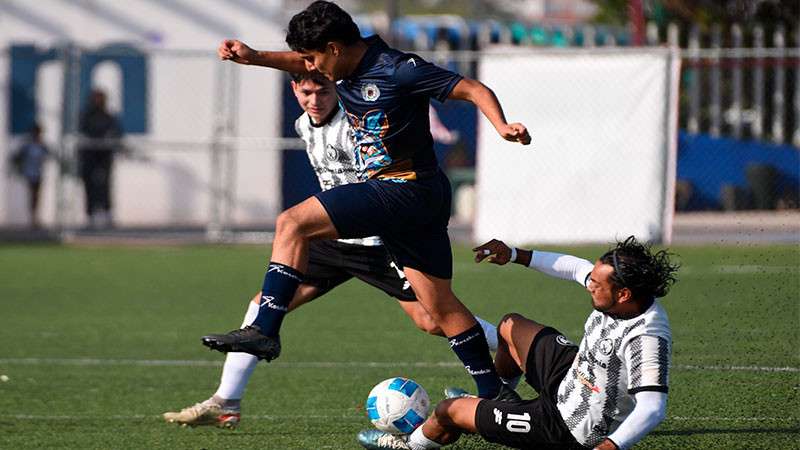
[1,0,798,245]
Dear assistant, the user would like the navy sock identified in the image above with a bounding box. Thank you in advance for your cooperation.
[250,262,303,337]
[448,324,503,398]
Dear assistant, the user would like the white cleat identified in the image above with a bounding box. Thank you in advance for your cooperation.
[163,399,241,429]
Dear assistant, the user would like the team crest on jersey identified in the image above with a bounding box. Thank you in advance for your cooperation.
[361,83,380,101]
[325,144,340,162]
[556,335,576,347]
[599,338,615,355]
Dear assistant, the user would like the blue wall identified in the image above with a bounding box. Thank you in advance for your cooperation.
[677,132,800,210]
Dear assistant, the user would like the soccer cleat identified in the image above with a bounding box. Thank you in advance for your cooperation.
[163,399,241,429]
[201,325,281,362]
[494,384,522,402]
[357,429,411,450]
[444,384,521,402]
[444,387,476,399]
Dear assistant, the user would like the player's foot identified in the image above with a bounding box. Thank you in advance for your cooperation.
[444,384,521,401]
[444,386,476,399]
[494,384,522,402]
[163,398,241,429]
[201,325,281,361]
[357,429,411,450]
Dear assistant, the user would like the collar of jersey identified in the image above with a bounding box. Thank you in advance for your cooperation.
[310,106,340,128]
[347,35,388,80]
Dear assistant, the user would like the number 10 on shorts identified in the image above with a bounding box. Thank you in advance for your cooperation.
[494,408,531,433]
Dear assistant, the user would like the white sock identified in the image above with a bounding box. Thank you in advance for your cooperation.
[213,301,260,400]
[407,427,441,449]
[475,316,498,353]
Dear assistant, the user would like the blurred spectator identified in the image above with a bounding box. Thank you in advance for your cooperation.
[9,123,51,228]
[78,90,121,229]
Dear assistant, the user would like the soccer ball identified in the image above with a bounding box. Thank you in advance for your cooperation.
[366,377,430,435]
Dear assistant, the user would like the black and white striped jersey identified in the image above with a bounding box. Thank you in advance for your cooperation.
[556,299,672,448]
[295,108,381,247]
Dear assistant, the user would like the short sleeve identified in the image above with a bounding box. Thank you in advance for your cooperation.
[625,335,671,394]
[393,54,463,103]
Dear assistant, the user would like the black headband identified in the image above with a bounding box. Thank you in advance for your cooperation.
[612,250,627,286]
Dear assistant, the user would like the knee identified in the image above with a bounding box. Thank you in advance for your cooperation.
[498,313,524,338]
[413,314,443,336]
[432,399,459,427]
[275,209,302,237]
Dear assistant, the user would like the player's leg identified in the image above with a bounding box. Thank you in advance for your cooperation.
[165,285,323,428]
[357,397,480,449]
[336,241,499,350]
[421,397,482,443]
[396,300,441,335]
[362,171,503,399]
[494,313,547,384]
[202,196,338,361]
[404,267,502,399]
[395,291,499,352]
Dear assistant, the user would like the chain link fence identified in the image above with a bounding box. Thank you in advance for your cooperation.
[2,38,798,243]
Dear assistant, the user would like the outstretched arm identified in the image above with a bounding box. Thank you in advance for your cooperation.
[448,78,530,145]
[473,239,593,286]
[218,40,310,74]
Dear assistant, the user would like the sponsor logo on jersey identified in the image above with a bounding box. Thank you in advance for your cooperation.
[361,83,380,101]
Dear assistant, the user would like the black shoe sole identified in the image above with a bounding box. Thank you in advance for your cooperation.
[201,336,279,362]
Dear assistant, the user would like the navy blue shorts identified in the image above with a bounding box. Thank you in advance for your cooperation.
[314,170,453,279]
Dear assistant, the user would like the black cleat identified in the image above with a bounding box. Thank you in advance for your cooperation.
[201,325,281,362]
[494,384,522,402]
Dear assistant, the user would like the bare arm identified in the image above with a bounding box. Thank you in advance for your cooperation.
[218,40,310,74]
[448,78,530,145]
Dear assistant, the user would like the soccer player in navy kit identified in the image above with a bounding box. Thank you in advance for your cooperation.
[204,1,530,400]
[163,73,498,429]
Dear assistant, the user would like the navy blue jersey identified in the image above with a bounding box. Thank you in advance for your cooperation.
[335,36,463,180]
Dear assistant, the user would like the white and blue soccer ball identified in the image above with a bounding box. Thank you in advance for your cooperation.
[366,377,430,435]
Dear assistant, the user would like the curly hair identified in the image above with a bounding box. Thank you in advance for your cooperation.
[599,236,680,301]
[286,1,361,52]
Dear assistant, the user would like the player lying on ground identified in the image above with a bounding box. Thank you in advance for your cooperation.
[358,236,679,450]
[164,73,497,429]
[203,0,530,400]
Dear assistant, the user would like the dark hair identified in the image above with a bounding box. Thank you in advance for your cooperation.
[286,1,361,52]
[599,236,680,301]
[289,72,330,85]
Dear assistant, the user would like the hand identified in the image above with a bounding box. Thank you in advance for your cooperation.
[218,40,256,64]
[594,439,619,450]
[472,239,513,265]
[497,123,531,145]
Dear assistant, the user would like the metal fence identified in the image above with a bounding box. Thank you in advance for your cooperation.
[2,34,798,241]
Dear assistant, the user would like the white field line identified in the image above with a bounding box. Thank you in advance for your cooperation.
[2,414,796,422]
[1,358,798,372]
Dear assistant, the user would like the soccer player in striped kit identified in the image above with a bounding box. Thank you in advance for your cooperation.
[163,73,497,429]
[359,236,679,450]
